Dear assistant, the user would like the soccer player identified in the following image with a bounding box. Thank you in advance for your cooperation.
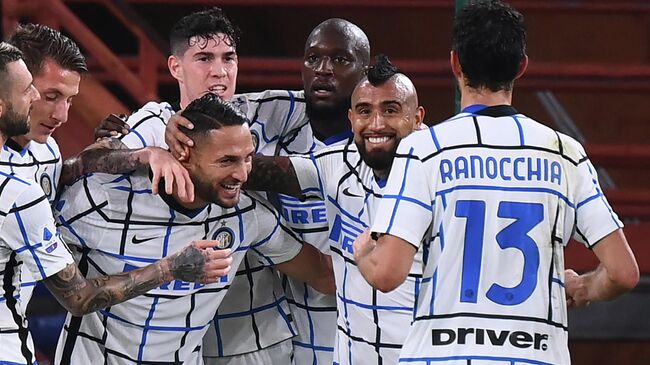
[354,1,640,364]
[54,93,335,364]
[90,11,370,364]
[0,42,230,365]
[244,55,426,364]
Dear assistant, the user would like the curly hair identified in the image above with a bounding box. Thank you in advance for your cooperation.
[170,7,241,56]
[452,0,526,91]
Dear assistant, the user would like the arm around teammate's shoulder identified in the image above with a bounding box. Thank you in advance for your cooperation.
[565,229,639,307]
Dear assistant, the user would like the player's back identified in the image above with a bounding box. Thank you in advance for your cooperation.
[374,105,622,364]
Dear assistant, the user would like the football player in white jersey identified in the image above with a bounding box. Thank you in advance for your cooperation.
[0,42,231,365]
[87,11,371,364]
[243,55,428,364]
[163,18,370,365]
[54,93,335,364]
[354,2,640,364]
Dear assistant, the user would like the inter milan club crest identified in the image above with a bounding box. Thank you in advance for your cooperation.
[40,173,53,199]
[250,130,260,152]
[212,227,234,249]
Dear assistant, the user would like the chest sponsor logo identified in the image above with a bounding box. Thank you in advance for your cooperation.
[328,214,364,254]
[432,327,549,351]
[281,204,327,225]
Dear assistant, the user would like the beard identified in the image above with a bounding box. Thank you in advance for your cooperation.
[305,93,351,124]
[0,103,29,138]
[192,172,239,209]
[355,139,399,172]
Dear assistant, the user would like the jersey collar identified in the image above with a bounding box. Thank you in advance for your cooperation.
[4,138,28,156]
[464,104,519,117]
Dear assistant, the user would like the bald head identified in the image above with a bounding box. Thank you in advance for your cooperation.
[306,18,370,65]
[302,18,370,128]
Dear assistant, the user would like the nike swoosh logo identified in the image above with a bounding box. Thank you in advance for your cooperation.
[342,187,363,198]
[131,235,157,244]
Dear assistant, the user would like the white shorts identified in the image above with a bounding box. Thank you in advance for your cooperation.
[203,338,293,365]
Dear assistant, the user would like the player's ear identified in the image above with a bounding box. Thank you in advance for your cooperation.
[168,55,182,82]
[179,144,192,166]
[414,106,426,130]
[450,50,462,79]
[515,55,529,80]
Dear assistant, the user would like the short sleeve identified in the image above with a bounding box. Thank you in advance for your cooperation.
[1,185,73,280]
[120,102,172,149]
[249,200,303,265]
[572,157,623,248]
[290,154,325,200]
[371,138,434,249]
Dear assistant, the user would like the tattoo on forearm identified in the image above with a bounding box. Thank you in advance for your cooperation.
[246,155,302,196]
[61,139,148,186]
[44,260,169,315]
[170,245,207,282]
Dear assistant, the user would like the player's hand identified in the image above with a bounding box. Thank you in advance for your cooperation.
[95,113,130,139]
[170,241,232,283]
[145,147,194,203]
[165,114,195,161]
[565,269,591,308]
[353,229,377,262]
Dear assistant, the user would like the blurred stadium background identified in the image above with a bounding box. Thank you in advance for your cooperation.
[2,0,649,364]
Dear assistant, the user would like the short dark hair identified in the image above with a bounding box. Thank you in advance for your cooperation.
[366,54,399,86]
[8,23,87,76]
[169,7,240,56]
[452,0,526,91]
[180,93,248,140]
[0,42,24,98]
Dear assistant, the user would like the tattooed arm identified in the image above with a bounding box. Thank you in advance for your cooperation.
[60,139,194,202]
[43,241,231,316]
[244,155,302,197]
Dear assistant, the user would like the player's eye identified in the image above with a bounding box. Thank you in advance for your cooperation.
[44,94,58,102]
[333,56,349,64]
[305,54,319,64]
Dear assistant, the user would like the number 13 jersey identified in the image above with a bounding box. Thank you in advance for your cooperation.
[371,105,622,365]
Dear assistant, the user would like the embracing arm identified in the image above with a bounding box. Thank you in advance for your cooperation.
[275,243,335,295]
[244,155,303,197]
[60,139,193,202]
[43,241,231,316]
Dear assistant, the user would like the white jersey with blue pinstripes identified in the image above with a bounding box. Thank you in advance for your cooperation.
[0,166,73,365]
[0,136,63,318]
[117,90,334,360]
[53,171,302,365]
[371,105,623,365]
[290,141,423,365]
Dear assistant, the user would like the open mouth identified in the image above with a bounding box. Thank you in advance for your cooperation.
[311,81,336,97]
[365,135,394,145]
[220,182,241,196]
[208,85,227,95]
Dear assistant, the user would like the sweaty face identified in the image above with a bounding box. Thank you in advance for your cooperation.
[302,27,365,120]
[170,33,238,107]
[188,124,254,208]
[350,78,423,173]
[21,58,81,144]
[0,60,40,139]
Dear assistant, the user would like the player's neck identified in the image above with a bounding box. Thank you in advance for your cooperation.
[460,86,513,110]
[11,134,30,149]
[310,116,350,141]
[0,133,6,148]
